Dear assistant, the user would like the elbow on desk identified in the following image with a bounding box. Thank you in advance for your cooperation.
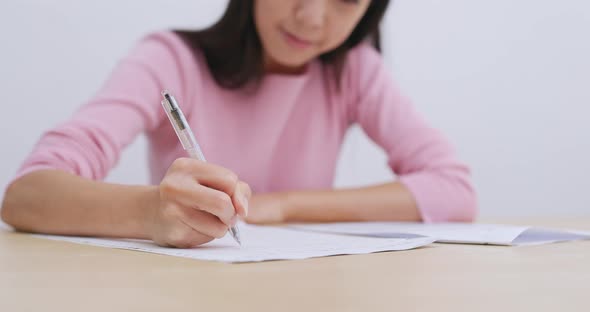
[424,186,478,223]
[1,179,22,229]
[1,173,43,231]
[403,169,478,223]
[408,170,478,223]
[447,195,478,223]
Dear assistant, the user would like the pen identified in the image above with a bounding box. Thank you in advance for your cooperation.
[160,90,242,246]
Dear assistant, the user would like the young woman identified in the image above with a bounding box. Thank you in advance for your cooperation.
[1,0,476,248]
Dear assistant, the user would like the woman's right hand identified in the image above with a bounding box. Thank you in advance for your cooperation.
[146,158,251,248]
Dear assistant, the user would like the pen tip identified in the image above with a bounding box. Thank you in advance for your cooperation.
[229,226,242,246]
[161,90,169,97]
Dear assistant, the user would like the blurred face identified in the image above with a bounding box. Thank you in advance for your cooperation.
[254,0,371,73]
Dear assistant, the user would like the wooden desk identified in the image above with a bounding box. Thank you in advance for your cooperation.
[1,219,588,312]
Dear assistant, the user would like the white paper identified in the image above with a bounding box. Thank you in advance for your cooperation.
[289,222,590,246]
[31,223,435,263]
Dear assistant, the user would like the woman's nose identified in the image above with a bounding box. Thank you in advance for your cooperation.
[294,0,327,29]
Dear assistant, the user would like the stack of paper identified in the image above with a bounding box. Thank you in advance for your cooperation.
[290,222,590,246]
[31,223,435,263]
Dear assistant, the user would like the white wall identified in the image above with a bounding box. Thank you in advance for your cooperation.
[1,0,588,219]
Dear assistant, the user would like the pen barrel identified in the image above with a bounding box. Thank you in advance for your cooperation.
[178,128,206,161]
[187,147,205,161]
[161,91,240,246]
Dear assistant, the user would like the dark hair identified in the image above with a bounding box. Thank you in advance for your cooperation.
[175,0,390,89]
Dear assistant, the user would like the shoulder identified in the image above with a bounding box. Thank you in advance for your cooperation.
[337,43,404,122]
[125,30,200,69]
[332,43,390,105]
[126,30,210,102]
[346,43,383,69]
[336,43,389,96]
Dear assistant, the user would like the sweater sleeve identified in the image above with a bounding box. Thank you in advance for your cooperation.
[13,31,196,181]
[344,45,477,222]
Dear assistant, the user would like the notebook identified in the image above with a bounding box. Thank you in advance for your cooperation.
[29,223,435,263]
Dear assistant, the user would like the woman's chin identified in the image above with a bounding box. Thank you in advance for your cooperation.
[265,54,313,74]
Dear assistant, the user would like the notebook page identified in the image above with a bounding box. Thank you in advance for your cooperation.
[30,223,435,263]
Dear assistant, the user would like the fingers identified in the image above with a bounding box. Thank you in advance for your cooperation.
[159,158,253,248]
[156,159,249,248]
[163,228,214,249]
[170,158,239,196]
[155,204,227,248]
[178,206,229,240]
[165,158,252,222]
[193,186,238,226]
[162,179,236,226]
[232,181,251,218]
[154,205,215,248]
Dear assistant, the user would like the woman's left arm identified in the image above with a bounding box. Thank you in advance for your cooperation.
[247,45,477,224]
[245,182,420,224]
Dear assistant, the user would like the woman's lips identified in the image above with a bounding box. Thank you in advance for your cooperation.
[281,29,314,50]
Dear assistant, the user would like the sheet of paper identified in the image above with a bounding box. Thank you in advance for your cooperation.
[30,223,435,263]
[289,222,590,246]
[511,228,590,245]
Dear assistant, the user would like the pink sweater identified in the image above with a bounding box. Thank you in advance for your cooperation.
[15,31,476,222]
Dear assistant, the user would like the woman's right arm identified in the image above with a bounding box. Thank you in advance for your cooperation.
[2,159,249,248]
[2,169,158,240]
[1,32,248,247]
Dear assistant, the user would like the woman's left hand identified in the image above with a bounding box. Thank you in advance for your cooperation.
[244,193,289,224]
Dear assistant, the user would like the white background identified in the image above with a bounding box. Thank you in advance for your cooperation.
[1,0,588,219]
